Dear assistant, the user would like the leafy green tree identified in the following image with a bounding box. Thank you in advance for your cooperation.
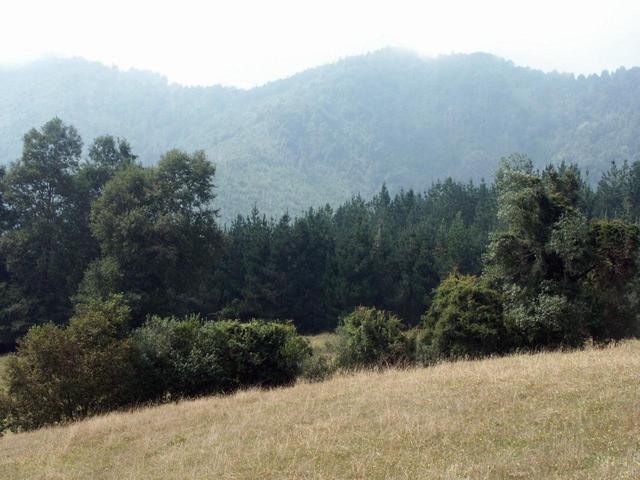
[78,149,221,321]
[79,135,137,195]
[583,221,640,340]
[0,119,89,348]
[483,155,588,347]
[486,155,640,347]
[418,274,505,362]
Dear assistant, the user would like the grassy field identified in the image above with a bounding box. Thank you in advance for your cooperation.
[1,341,639,479]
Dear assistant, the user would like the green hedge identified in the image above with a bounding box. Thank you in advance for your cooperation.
[0,296,310,433]
[133,316,311,398]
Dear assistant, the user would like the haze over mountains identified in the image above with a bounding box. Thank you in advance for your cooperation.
[1,48,639,220]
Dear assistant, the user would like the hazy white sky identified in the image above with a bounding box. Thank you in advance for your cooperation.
[1,0,639,87]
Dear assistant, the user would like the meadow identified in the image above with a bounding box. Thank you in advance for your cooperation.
[1,339,638,479]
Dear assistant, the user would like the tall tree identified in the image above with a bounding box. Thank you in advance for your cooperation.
[79,136,137,196]
[77,149,221,321]
[0,119,88,350]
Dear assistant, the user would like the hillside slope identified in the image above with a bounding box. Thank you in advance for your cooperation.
[2,50,640,220]
[1,341,639,479]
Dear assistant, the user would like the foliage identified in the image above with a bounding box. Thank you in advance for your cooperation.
[0,119,88,349]
[132,317,311,399]
[79,135,137,195]
[584,220,640,341]
[300,354,335,383]
[1,295,137,431]
[418,274,505,362]
[1,114,640,435]
[503,287,587,348]
[77,149,221,322]
[0,118,497,349]
[218,182,495,332]
[0,298,311,432]
[485,155,640,349]
[335,307,409,368]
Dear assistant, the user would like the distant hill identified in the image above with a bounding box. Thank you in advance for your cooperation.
[1,49,640,220]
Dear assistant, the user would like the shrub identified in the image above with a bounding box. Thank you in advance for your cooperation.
[301,354,335,382]
[418,274,504,363]
[132,317,311,398]
[503,286,588,349]
[3,310,311,432]
[336,307,408,368]
[0,393,8,435]
[2,295,138,431]
[401,327,420,363]
[130,315,202,399]
[585,220,640,342]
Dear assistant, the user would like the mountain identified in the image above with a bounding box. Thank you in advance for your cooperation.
[1,48,640,220]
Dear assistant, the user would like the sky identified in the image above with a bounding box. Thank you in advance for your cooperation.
[0,0,639,88]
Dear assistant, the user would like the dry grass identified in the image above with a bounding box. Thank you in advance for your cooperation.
[1,341,640,479]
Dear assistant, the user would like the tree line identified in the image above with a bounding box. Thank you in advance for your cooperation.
[1,118,640,432]
[1,119,640,352]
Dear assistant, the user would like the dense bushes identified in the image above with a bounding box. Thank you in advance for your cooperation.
[133,316,311,399]
[417,274,505,363]
[584,220,640,341]
[0,298,310,432]
[485,157,640,350]
[503,288,587,349]
[336,307,411,368]
[0,295,138,431]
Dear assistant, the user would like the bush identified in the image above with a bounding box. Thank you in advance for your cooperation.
[0,393,9,435]
[2,307,312,432]
[132,317,311,399]
[503,286,588,349]
[585,220,640,342]
[418,274,505,363]
[2,295,138,431]
[301,354,335,382]
[336,307,408,368]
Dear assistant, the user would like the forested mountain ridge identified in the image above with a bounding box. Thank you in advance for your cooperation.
[1,48,640,220]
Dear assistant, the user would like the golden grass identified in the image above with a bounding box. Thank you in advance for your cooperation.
[1,341,640,479]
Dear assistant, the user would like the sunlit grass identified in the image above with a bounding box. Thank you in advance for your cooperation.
[1,341,639,479]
